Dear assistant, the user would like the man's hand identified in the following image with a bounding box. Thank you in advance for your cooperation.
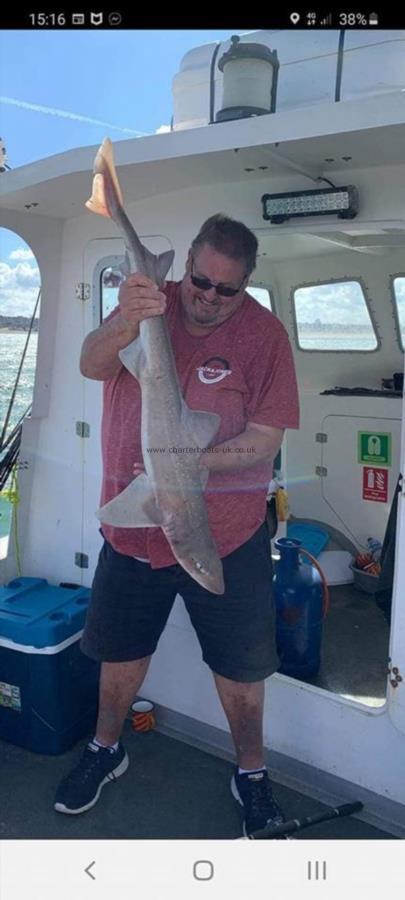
[119,274,166,330]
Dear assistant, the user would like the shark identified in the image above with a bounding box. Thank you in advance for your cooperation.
[85,138,225,594]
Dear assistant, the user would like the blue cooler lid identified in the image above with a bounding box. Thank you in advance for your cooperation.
[0,577,91,649]
[286,523,329,560]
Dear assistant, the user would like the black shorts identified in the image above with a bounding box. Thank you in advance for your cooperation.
[80,522,279,683]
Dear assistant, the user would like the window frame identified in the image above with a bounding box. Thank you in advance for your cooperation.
[390,273,405,353]
[246,284,275,313]
[93,254,125,327]
[291,276,381,353]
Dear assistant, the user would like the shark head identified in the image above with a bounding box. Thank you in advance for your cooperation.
[173,535,225,595]
[189,552,225,595]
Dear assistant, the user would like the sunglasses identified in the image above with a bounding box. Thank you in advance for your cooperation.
[190,259,246,298]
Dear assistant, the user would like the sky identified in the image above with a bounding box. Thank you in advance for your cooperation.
[0,29,246,318]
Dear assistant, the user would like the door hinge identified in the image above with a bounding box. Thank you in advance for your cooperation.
[316,466,328,477]
[75,552,89,569]
[388,659,403,689]
[76,421,90,438]
[76,282,91,301]
[315,433,328,443]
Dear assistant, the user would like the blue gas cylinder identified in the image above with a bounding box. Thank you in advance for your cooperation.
[273,537,324,678]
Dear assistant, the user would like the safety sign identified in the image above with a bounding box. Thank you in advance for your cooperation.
[362,467,388,503]
[358,432,391,466]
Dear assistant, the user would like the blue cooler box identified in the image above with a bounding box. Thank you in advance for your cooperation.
[0,577,99,754]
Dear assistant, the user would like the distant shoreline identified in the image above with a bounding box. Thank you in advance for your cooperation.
[0,316,39,334]
[0,329,38,334]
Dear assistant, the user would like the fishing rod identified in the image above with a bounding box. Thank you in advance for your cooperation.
[243,801,363,840]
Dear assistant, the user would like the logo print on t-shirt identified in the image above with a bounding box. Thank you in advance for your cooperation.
[197,357,232,385]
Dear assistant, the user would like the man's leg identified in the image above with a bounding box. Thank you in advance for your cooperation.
[95,656,151,745]
[55,538,178,815]
[213,671,284,834]
[54,655,151,814]
[181,523,283,834]
[213,673,265,770]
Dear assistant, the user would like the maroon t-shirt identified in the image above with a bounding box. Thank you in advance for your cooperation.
[99,282,299,565]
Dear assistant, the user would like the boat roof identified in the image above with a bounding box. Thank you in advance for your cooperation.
[1,90,405,220]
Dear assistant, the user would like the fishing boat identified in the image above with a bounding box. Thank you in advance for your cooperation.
[1,28,405,839]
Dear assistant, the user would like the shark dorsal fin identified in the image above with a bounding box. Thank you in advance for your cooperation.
[156,249,175,283]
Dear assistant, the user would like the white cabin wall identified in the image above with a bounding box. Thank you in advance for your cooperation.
[260,251,403,540]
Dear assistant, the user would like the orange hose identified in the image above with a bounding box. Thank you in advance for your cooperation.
[298,548,330,618]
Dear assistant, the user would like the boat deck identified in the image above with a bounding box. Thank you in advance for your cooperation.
[0,721,395,841]
[0,546,393,840]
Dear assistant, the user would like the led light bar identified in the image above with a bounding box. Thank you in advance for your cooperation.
[261,186,359,224]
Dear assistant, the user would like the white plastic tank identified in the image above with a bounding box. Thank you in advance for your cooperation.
[171,29,405,131]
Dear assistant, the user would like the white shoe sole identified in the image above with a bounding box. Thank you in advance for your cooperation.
[231,775,248,836]
[54,752,129,815]
[230,775,243,806]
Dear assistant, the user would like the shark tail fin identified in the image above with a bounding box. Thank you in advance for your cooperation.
[85,173,110,218]
[85,136,124,217]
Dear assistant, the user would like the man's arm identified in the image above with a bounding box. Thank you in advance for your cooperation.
[80,313,139,380]
[201,422,284,475]
[80,273,167,381]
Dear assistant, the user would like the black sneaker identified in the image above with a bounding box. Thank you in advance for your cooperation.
[54,741,129,814]
[231,769,285,836]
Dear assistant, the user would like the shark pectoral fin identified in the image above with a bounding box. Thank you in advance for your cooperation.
[181,403,221,449]
[96,474,162,528]
[156,249,175,282]
[119,337,146,380]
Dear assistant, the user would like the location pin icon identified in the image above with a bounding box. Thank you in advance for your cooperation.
[290,12,300,24]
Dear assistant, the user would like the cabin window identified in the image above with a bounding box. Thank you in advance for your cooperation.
[392,277,405,351]
[100,265,124,322]
[293,280,378,351]
[246,287,273,311]
[0,228,40,563]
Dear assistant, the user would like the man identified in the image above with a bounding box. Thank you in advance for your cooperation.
[55,214,299,836]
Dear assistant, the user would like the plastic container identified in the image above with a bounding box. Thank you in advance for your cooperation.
[350,564,380,594]
[286,523,329,559]
[131,700,155,732]
[273,538,324,678]
[367,538,382,562]
[317,550,354,585]
[0,577,99,754]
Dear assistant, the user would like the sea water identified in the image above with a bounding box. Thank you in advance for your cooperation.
[0,332,38,437]
[0,333,38,540]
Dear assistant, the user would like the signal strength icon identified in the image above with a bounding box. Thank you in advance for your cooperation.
[320,12,332,25]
